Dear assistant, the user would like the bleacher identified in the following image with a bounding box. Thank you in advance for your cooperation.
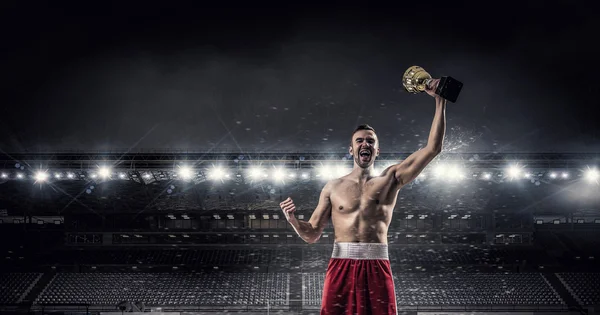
[43,248,291,267]
[0,245,593,313]
[557,272,600,306]
[394,272,562,306]
[29,270,571,309]
[35,272,289,307]
[0,273,41,304]
[302,273,324,307]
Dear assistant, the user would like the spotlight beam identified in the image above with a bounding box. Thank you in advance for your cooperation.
[55,181,102,217]
[517,180,581,213]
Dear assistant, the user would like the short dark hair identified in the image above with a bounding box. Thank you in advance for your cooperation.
[350,124,377,146]
[351,124,376,137]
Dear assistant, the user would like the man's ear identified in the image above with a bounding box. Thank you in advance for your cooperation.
[349,145,354,156]
[376,148,380,156]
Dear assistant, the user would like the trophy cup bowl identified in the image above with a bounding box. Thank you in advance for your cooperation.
[402,66,432,93]
[402,66,463,103]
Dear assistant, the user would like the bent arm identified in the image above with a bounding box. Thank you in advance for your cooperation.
[394,97,446,186]
[289,182,332,244]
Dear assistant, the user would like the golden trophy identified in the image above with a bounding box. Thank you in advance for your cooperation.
[402,66,463,103]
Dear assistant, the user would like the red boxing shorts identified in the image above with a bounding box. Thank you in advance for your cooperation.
[321,242,397,315]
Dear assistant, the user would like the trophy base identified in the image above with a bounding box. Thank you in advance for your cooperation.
[436,76,463,103]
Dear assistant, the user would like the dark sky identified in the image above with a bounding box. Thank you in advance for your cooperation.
[1,1,598,154]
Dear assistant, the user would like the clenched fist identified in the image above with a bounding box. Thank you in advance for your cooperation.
[280,197,297,222]
[425,78,440,97]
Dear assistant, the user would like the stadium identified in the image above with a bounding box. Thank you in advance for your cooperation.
[0,150,599,315]
[2,1,599,315]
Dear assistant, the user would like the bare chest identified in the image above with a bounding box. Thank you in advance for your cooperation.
[330,178,395,215]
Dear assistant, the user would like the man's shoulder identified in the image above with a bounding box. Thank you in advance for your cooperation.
[324,177,349,191]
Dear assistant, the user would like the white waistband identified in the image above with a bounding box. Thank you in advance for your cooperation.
[331,242,389,260]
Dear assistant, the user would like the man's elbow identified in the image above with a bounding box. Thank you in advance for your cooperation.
[427,144,442,155]
[305,234,322,244]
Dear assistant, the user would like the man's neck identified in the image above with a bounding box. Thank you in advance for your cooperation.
[350,165,373,182]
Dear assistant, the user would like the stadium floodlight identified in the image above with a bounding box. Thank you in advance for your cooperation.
[67,172,75,179]
[301,172,309,179]
[336,165,351,177]
[98,166,111,179]
[549,172,557,179]
[433,163,465,181]
[447,165,465,180]
[16,173,23,179]
[247,167,263,180]
[316,165,334,180]
[561,172,569,179]
[482,173,491,180]
[119,173,126,179]
[272,168,285,181]
[178,166,193,179]
[1,173,7,178]
[207,166,227,180]
[371,162,394,177]
[585,167,599,183]
[506,164,524,180]
[35,171,49,182]
[54,173,62,179]
[433,164,446,178]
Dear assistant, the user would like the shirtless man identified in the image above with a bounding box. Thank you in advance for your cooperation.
[279,80,446,315]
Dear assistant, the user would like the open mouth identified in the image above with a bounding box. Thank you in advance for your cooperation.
[359,150,371,161]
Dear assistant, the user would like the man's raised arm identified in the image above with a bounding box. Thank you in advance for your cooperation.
[280,181,333,244]
[393,87,447,186]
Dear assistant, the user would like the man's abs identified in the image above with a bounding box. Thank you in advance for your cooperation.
[331,214,390,243]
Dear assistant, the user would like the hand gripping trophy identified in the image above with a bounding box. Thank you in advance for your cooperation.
[402,66,463,103]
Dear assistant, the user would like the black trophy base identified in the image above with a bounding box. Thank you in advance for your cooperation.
[435,76,463,103]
